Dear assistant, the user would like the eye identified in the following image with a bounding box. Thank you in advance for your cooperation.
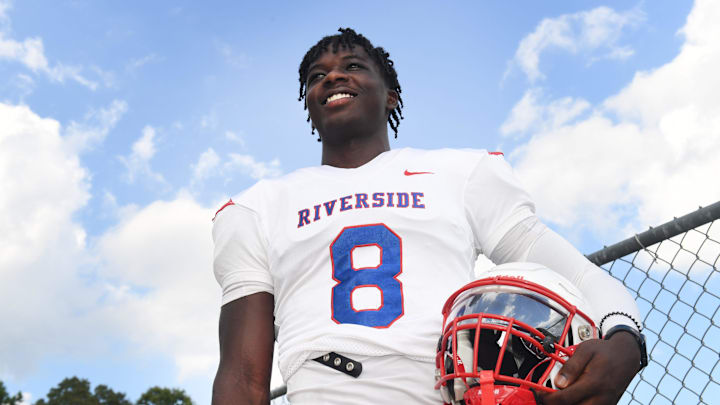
[307,72,325,84]
[347,62,363,70]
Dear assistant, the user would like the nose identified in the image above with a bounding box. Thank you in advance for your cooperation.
[323,68,348,86]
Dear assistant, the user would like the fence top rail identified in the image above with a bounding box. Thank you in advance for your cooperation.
[586,200,720,266]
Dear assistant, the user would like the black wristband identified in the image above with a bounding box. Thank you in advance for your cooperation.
[604,324,648,370]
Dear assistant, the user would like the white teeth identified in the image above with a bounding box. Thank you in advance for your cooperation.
[325,93,354,104]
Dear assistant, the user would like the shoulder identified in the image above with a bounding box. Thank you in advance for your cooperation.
[395,147,506,174]
[213,199,237,221]
[213,164,320,221]
[397,147,502,160]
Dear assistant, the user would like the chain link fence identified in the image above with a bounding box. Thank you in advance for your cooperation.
[587,201,720,405]
[271,201,720,404]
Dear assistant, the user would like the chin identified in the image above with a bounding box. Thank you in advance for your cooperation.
[317,118,359,138]
[318,115,386,141]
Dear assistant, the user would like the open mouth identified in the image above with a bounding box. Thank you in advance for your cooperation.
[322,92,357,105]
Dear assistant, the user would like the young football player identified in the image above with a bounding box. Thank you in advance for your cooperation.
[211,28,645,405]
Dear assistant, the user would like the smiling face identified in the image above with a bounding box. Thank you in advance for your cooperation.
[305,45,398,145]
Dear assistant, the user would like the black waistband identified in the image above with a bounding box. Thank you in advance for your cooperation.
[312,352,363,378]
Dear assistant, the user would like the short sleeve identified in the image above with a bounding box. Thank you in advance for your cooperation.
[212,203,273,305]
[463,153,536,257]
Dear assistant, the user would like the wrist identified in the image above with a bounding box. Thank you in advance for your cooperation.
[604,324,648,371]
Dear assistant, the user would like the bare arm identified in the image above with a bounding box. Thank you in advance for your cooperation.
[212,292,275,405]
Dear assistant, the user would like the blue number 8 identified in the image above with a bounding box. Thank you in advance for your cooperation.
[330,224,404,328]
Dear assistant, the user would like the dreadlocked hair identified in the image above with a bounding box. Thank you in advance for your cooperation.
[298,27,404,140]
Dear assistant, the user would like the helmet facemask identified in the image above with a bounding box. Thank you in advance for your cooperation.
[435,266,598,405]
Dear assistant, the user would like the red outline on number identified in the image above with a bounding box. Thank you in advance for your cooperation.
[330,223,404,329]
[350,284,384,312]
[350,243,382,270]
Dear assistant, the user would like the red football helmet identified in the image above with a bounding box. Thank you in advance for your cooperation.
[435,263,598,405]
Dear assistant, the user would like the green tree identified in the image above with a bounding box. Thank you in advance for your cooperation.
[1,381,24,405]
[32,378,192,405]
[34,377,95,405]
[135,387,193,405]
[94,384,132,405]
[33,377,131,405]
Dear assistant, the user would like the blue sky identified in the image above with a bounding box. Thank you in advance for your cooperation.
[2,0,718,403]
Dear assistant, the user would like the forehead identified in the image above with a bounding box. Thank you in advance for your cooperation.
[309,44,375,70]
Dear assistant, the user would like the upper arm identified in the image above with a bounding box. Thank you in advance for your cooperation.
[212,201,275,405]
[213,204,274,304]
[463,153,535,256]
[213,292,275,405]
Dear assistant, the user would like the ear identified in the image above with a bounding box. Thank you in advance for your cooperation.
[386,90,399,112]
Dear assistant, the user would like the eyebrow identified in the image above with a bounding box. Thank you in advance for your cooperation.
[308,54,368,74]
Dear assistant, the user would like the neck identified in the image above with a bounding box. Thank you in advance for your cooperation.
[320,132,390,168]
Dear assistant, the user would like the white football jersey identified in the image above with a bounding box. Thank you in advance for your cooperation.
[212,148,535,382]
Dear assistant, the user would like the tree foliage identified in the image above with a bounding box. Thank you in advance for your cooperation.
[0,381,24,405]
[136,387,193,405]
[30,378,192,405]
[94,384,132,405]
[34,377,96,405]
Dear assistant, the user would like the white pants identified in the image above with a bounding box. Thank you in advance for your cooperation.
[286,354,443,404]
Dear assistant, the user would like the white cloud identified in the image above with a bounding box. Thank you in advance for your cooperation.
[65,99,128,152]
[507,0,720,238]
[0,33,49,70]
[0,102,96,376]
[191,147,221,183]
[89,65,116,88]
[0,101,223,386]
[190,146,282,190]
[509,6,642,82]
[133,127,156,160]
[0,32,100,89]
[19,391,32,405]
[224,130,245,146]
[125,53,161,73]
[7,72,34,100]
[119,125,167,186]
[500,88,591,136]
[0,4,106,90]
[0,103,89,269]
[102,190,139,221]
[216,40,250,69]
[226,153,282,180]
[0,0,10,22]
[94,193,219,380]
[500,89,542,135]
[200,111,218,129]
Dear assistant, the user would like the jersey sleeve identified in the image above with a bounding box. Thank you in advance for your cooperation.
[212,203,273,305]
[489,215,643,334]
[526,224,643,334]
[463,153,536,257]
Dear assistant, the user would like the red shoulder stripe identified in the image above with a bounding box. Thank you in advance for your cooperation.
[488,151,504,156]
[213,199,235,221]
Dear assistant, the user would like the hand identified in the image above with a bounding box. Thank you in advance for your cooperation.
[540,332,641,405]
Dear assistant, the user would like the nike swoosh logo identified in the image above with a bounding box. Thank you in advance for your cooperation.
[404,170,434,176]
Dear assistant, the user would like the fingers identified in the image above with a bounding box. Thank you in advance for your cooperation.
[542,338,633,405]
[542,376,612,405]
[554,341,596,389]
